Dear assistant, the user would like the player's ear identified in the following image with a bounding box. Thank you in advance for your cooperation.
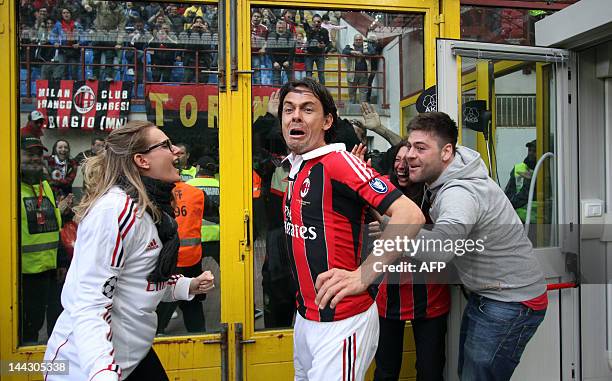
[323,113,333,131]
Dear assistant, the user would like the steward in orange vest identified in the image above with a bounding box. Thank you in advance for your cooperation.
[156,181,219,334]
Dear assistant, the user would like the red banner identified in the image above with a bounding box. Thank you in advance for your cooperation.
[35,80,133,131]
[145,84,280,129]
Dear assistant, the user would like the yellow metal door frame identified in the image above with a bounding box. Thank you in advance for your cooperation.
[0,0,461,380]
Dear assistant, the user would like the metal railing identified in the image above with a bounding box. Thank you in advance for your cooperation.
[20,44,386,104]
[461,94,536,127]
[20,44,139,97]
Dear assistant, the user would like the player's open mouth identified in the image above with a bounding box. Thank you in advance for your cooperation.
[289,128,305,136]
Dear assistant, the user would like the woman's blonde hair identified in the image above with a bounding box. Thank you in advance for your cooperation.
[74,121,161,223]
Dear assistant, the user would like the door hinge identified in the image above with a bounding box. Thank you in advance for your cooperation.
[434,14,445,25]
[568,94,571,104]
[568,70,572,81]
[235,323,255,381]
[203,323,228,381]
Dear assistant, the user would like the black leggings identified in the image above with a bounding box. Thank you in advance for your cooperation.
[125,348,169,381]
[374,314,448,381]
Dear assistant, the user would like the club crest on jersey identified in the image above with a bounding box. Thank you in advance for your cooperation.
[369,178,388,194]
[300,178,311,198]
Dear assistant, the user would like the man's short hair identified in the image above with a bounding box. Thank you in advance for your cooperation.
[407,112,458,153]
[175,142,191,153]
[278,77,338,144]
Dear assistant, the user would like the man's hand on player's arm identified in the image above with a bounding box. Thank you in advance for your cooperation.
[315,196,424,309]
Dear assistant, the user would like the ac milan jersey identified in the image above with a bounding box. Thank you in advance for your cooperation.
[376,273,450,320]
[376,177,450,320]
[283,144,402,322]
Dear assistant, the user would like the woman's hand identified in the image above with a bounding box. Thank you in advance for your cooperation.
[189,270,215,295]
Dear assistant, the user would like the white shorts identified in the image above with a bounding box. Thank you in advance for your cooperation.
[293,302,379,381]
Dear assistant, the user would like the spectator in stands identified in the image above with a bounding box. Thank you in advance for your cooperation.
[261,8,277,30]
[149,24,179,83]
[22,110,46,138]
[51,8,84,80]
[34,7,49,30]
[35,18,60,80]
[181,16,214,84]
[20,0,37,27]
[125,17,152,83]
[267,20,294,86]
[124,1,142,28]
[46,139,78,198]
[51,0,84,24]
[251,10,268,85]
[280,9,297,37]
[167,5,185,34]
[203,5,218,33]
[147,7,172,32]
[183,4,205,30]
[304,13,330,84]
[141,2,162,23]
[83,0,126,80]
[293,31,307,80]
[74,136,105,165]
[366,33,383,103]
[343,34,370,104]
[321,13,346,52]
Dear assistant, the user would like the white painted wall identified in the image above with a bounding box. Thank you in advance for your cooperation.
[496,70,536,94]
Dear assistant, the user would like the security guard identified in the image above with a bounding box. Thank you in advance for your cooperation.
[505,139,538,223]
[20,136,70,343]
[187,156,220,265]
[176,143,198,181]
[156,180,219,334]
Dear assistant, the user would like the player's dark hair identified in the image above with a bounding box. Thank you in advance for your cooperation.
[277,77,338,143]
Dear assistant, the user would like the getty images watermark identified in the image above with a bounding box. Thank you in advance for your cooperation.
[370,236,486,274]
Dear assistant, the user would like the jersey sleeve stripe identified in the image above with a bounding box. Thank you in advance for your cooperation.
[339,151,368,182]
[110,231,122,267]
[343,150,375,179]
[118,197,130,225]
[119,199,135,232]
[121,207,137,239]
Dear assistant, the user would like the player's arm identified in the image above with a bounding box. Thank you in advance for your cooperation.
[315,195,423,309]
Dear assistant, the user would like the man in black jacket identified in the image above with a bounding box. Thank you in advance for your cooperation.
[304,14,330,84]
[267,21,295,86]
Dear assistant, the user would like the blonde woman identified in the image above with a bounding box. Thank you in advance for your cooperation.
[43,121,214,381]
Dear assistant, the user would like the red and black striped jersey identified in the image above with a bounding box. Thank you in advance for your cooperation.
[376,273,450,320]
[375,179,450,320]
[283,144,402,322]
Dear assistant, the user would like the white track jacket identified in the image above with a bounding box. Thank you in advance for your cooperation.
[44,187,194,380]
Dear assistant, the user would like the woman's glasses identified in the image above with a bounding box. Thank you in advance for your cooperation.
[139,139,173,154]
